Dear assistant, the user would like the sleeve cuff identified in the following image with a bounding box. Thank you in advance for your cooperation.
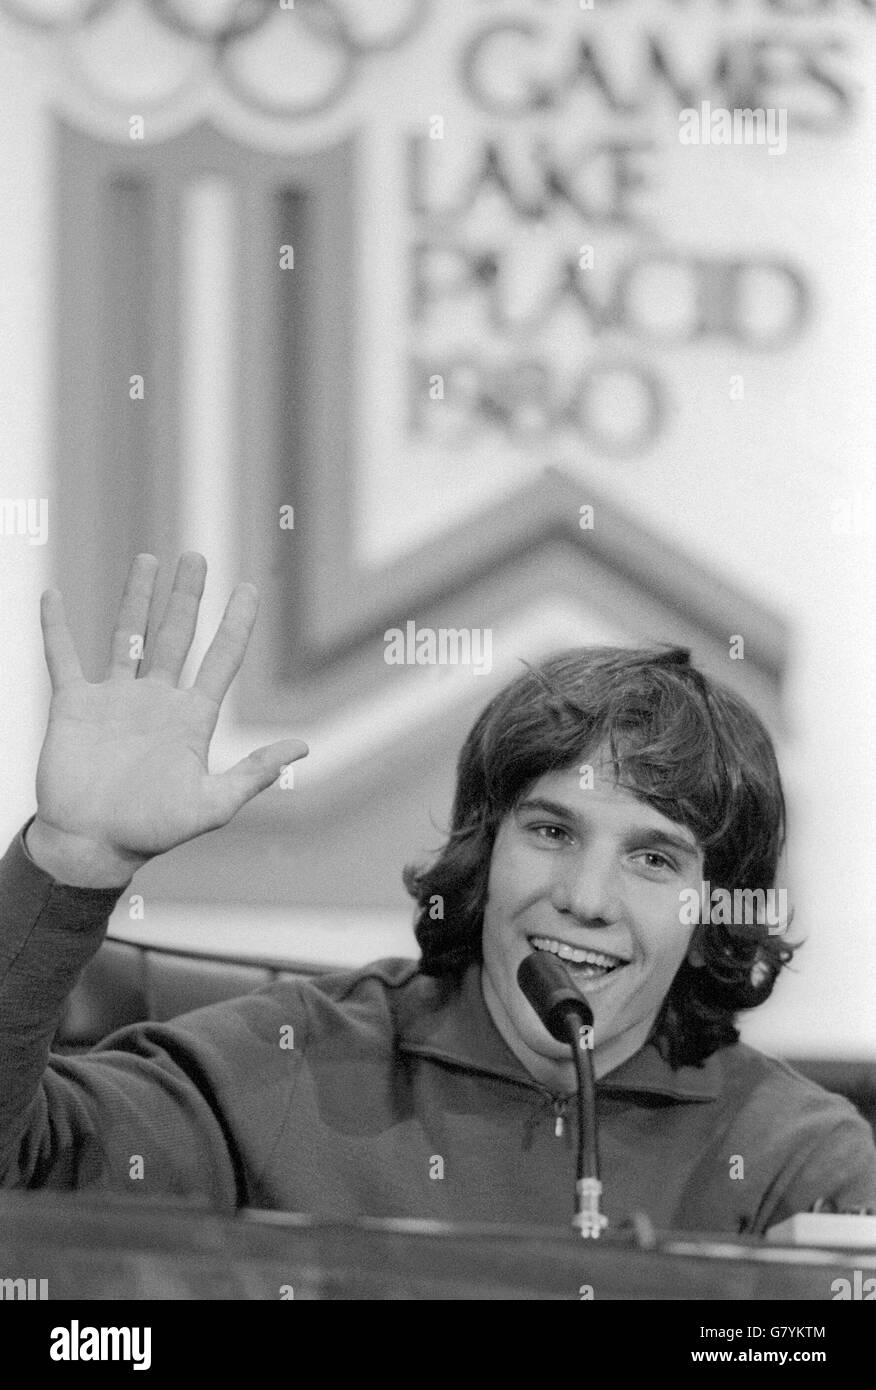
[9,816,130,912]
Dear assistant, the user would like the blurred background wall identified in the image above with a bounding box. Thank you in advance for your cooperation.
[0,0,873,1060]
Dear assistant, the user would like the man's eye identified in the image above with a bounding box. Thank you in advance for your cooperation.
[635,851,677,873]
[528,823,571,844]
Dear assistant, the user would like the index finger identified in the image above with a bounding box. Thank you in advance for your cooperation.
[191,583,259,706]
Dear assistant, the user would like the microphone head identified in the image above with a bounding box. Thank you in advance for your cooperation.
[517,950,594,1042]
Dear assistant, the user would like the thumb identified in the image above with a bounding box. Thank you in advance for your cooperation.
[211,739,309,817]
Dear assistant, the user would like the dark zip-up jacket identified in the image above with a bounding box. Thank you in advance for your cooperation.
[2,823,875,1234]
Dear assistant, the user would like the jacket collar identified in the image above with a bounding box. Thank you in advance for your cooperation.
[397,962,722,1103]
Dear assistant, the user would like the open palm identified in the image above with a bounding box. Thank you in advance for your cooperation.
[34,553,307,878]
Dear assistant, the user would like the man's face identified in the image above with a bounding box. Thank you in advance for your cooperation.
[480,762,705,1086]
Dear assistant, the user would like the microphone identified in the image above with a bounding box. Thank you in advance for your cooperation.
[517,950,594,1040]
[517,951,608,1239]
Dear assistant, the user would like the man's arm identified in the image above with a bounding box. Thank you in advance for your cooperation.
[0,821,304,1206]
[0,552,308,1199]
[0,819,124,1184]
[757,1103,876,1234]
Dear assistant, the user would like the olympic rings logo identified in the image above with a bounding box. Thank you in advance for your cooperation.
[0,0,430,118]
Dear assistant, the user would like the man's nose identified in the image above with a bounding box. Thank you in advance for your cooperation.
[549,848,622,925]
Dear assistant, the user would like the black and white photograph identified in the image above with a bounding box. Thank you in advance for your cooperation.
[0,0,874,1336]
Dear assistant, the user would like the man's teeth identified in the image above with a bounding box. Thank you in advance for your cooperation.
[529,937,627,970]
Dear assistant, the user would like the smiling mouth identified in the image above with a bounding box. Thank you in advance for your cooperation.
[528,935,630,982]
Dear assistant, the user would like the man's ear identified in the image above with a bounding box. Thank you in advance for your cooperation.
[686,924,707,970]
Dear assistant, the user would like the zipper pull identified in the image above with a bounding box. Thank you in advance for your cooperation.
[553,1098,566,1138]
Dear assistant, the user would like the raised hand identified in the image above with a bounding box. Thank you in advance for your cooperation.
[28,553,308,887]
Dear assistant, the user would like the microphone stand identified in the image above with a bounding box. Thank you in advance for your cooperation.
[516,950,609,1239]
[561,1013,608,1240]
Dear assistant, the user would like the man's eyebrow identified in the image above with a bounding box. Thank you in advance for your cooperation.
[515,798,701,858]
[629,828,701,859]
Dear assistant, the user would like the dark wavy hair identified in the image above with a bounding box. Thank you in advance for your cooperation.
[403,645,798,1068]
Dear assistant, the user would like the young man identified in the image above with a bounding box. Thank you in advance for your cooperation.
[1,552,874,1233]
